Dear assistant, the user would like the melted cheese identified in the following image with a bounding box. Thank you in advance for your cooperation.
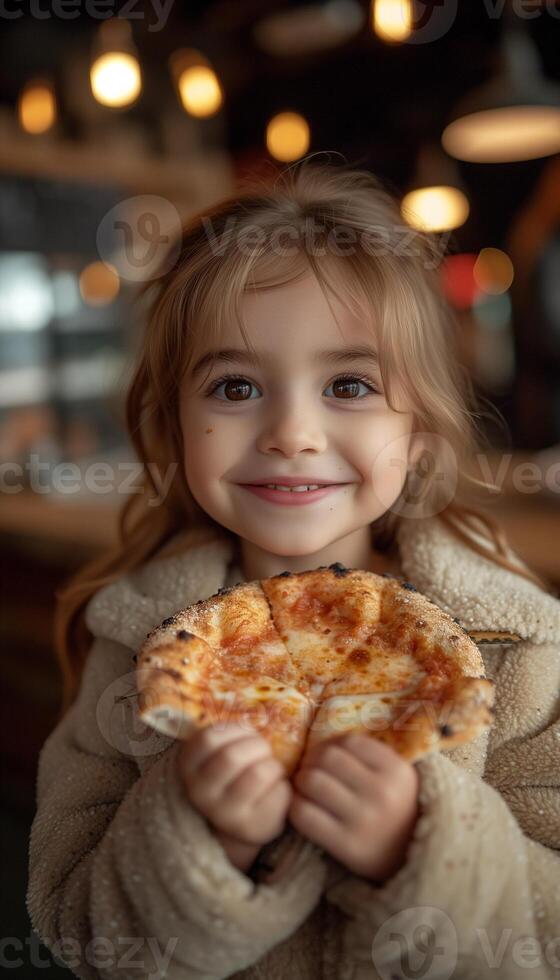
[139,566,487,773]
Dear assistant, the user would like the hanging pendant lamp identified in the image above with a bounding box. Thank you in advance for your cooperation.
[442,7,560,164]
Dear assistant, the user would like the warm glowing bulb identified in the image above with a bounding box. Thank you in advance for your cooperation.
[90,52,142,108]
[178,65,223,117]
[79,262,120,306]
[401,186,470,232]
[442,107,560,163]
[372,0,412,43]
[18,82,56,134]
[266,111,310,162]
[474,248,514,294]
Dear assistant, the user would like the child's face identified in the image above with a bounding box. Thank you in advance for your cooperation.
[179,272,418,572]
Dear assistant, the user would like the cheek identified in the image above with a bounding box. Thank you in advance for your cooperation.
[183,425,228,481]
[181,402,249,488]
[181,400,220,476]
[360,420,413,498]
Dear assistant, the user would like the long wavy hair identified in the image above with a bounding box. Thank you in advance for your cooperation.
[54,156,555,721]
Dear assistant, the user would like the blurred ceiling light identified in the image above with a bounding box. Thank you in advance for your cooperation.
[371,0,412,44]
[402,186,469,233]
[90,17,142,108]
[0,254,54,331]
[266,111,311,162]
[170,48,223,118]
[253,0,364,57]
[18,78,56,134]
[401,143,470,232]
[179,66,222,117]
[442,13,560,163]
[473,248,514,295]
[91,52,142,107]
[79,262,120,307]
[443,106,560,164]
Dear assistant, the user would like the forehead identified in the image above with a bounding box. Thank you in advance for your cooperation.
[226,271,375,351]
[187,272,382,381]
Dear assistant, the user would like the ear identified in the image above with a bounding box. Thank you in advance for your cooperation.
[407,432,427,470]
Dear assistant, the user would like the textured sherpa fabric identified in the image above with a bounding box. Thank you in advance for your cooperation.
[26,514,560,979]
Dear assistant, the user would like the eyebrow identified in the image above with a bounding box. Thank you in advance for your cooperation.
[190,345,379,377]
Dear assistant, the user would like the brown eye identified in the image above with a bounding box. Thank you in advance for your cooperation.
[223,379,252,400]
[332,378,361,398]
[324,375,378,399]
[208,376,258,401]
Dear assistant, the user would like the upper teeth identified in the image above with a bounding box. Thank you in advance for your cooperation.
[265,484,323,492]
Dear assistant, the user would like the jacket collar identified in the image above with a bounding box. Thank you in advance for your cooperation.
[85,516,559,651]
[396,514,559,646]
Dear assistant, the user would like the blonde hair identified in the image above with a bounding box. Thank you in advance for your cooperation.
[54,156,555,721]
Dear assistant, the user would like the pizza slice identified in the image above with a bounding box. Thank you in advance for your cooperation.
[136,580,312,775]
[260,565,494,762]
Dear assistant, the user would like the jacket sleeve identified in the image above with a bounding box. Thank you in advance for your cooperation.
[26,635,327,980]
[323,652,560,980]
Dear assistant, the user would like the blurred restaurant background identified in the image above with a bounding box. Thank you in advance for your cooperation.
[1,1,559,972]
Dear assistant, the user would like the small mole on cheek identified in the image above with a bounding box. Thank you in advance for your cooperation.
[205,428,213,434]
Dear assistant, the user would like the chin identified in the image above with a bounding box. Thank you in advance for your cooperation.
[254,536,331,560]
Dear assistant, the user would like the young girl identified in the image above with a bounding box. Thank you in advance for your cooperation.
[27,159,560,980]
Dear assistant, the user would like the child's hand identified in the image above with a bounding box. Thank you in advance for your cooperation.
[288,734,420,882]
[176,722,292,863]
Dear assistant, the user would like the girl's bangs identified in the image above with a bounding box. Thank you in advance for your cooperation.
[185,239,391,383]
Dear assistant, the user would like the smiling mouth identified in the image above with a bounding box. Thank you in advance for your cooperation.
[252,484,334,492]
[238,482,348,491]
[236,484,351,503]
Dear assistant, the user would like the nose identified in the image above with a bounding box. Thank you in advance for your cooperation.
[255,397,327,457]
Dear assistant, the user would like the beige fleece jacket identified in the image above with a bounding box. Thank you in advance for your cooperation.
[27,514,560,980]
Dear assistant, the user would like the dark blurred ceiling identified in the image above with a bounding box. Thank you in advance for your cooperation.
[0,0,559,249]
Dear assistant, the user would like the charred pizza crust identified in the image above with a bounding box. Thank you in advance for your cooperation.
[136,563,496,772]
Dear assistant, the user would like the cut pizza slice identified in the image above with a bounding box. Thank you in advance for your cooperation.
[260,564,495,763]
[308,673,494,761]
[137,580,312,776]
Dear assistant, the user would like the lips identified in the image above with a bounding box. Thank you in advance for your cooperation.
[244,477,344,487]
[237,483,348,505]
